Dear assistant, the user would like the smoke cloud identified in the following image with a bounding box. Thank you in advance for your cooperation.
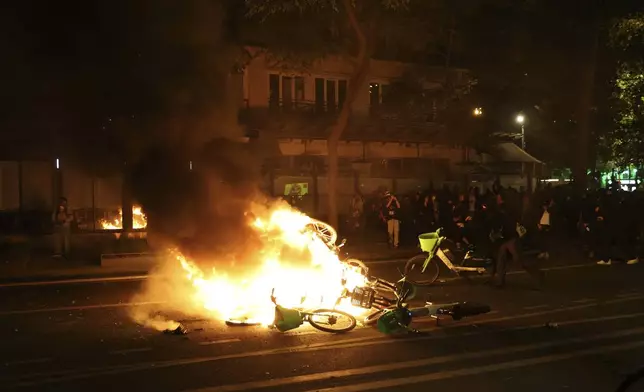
[124,1,265,267]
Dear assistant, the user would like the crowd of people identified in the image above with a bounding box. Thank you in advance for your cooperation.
[347,181,642,284]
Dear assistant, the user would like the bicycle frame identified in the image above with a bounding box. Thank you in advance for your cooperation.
[419,229,487,275]
[435,248,487,275]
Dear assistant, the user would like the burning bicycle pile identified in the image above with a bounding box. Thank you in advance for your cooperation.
[226,219,491,335]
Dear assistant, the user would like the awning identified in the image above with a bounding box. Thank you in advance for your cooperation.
[490,143,543,164]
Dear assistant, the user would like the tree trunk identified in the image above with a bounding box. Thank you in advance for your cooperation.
[326,0,373,228]
[574,23,600,191]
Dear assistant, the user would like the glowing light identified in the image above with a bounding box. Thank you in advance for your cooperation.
[473,107,483,116]
[167,203,368,326]
[55,158,60,169]
[100,205,148,230]
[516,114,525,124]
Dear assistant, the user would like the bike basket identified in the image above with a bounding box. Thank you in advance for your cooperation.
[418,232,440,253]
[274,306,304,332]
[350,286,376,309]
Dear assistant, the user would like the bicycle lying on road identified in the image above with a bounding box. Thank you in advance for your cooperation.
[343,269,491,333]
[226,288,357,333]
[404,229,494,286]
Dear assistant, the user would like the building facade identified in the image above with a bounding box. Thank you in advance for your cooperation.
[0,52,474,228]
[240,51,473,214]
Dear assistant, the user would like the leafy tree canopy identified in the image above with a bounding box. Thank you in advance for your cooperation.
[603,12,644,168]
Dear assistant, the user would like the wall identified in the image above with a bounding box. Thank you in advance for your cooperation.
[276,140,463,163]
[0,160,123,213]
[22,161,54,210]
[0,162,20,210]
[244,52,468,116]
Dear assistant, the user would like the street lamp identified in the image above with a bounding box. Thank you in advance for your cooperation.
[515,114,525,149]
[473,107,483,116]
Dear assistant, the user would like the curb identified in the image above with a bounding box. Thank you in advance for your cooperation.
[0,271,150,287]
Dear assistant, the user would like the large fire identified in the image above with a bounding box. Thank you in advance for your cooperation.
[100,205,148,230]
[170,204,368,326]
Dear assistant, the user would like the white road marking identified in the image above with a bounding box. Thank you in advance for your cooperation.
[616,292,642,298]
[186,328,644,392]
[432,262,594,283]
[0,301,166,316]
[4,358,52,366]
[198,339,241,345]
[0,275,149,288]
[522,304,550,310]
[308,340,644,392]
[109,348,152,355]
[570,298,595,304]
[414,294,644,332]
[10,306,644,387]
[285,331,320,336]
[411,310,500,324]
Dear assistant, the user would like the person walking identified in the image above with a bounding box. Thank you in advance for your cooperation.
[490,195,544,289]
[537,200,553,260]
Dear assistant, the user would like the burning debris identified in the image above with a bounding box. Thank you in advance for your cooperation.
[164,324,188,335]
[129,202,369,330]
[100,205,148,230]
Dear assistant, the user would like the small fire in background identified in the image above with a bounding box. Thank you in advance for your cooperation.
[100,205,148,230]
[130,202,368,330]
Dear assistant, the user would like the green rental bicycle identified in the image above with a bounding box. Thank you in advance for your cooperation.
[226,289,357,333]
[404,229,492,286]
[346,274,491,334]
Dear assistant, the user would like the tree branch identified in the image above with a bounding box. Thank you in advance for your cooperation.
[341,0,367,60]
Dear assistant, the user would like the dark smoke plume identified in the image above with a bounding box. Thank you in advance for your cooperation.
[125,1,265,268]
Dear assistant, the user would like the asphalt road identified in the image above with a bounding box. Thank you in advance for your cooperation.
[1,260,644,391]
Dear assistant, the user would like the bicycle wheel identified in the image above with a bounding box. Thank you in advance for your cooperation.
[307,219,338,247]
[308,309,357,333]
[404,254,440,286]
[363,308,386,326]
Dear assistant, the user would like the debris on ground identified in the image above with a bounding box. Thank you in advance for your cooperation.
[164,324,188,335]
[544,322,559,329]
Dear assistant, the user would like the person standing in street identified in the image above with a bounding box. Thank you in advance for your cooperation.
[491,195,544,289]
[52,197,73,258]
[383,191,401,248]
[537,200,553,260]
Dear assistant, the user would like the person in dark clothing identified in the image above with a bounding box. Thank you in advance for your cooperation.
[490,198,544,288]
[590,203,611,264]
[420,195,434,233]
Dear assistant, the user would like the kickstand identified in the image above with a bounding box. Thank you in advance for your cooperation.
[432,315,441,327]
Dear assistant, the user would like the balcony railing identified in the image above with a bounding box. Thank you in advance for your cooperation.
[368,103,443,123]
[267,99,345,114]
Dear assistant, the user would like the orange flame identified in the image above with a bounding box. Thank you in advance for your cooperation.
[100,205,147,230]
[173,204,368,325]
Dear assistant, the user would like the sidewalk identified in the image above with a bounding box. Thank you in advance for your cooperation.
[0,258,150,285]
